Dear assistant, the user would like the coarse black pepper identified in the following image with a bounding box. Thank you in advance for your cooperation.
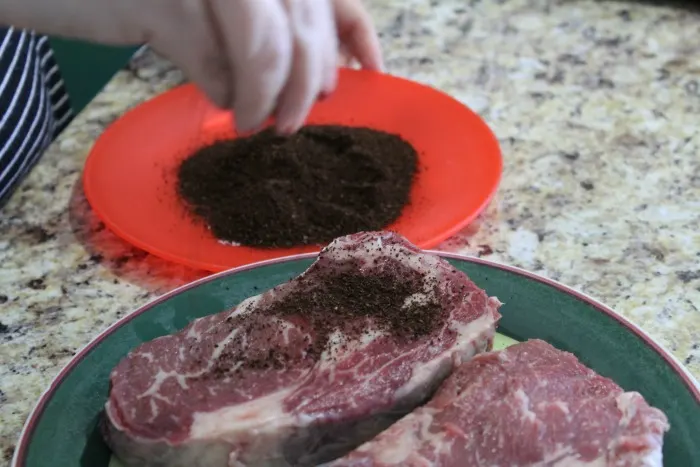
[177,125,418,247]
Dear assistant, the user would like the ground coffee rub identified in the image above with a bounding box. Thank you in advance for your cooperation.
[177,125,418,247]
[215,260,446,373]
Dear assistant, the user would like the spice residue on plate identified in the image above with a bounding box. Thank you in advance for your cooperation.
[176,125,418,248]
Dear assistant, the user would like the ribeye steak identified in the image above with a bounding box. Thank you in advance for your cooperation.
[103,231,502,466]
[332,339,669,467]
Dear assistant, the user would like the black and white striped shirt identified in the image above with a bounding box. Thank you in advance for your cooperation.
[0,27,73,206]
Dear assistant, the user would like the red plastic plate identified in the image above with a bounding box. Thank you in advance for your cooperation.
[83,69,502,272]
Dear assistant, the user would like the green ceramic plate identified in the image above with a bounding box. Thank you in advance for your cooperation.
[12,253,700,466]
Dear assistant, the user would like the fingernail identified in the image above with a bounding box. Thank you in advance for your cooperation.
[234,122,250,135]
[234,115,250,133]
[235,115,267,135]
[274,121,294,136]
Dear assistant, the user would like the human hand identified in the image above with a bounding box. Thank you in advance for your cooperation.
[161,0,384,133]
[0,0,383,134]
[333,0,383,71]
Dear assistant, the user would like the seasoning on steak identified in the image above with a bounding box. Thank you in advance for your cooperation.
[332,339,670,467]
[176,125,418,248]
[102,231,502,467]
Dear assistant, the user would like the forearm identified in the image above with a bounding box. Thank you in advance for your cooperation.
[0,0,149,44]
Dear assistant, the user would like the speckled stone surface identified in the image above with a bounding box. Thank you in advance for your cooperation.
[2,0,700,463]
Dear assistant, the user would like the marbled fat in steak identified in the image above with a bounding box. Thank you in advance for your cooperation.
[102,231,502,466]
[332,339,670,467]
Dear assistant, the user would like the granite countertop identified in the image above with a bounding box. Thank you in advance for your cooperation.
[2,0,700,463]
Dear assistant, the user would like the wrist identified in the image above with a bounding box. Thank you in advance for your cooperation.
[0,0,149,45]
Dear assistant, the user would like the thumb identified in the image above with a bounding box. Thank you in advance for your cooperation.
[333,0,383,71]
[338,43,354,68]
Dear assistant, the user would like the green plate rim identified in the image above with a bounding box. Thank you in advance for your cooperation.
[11,251,700,466]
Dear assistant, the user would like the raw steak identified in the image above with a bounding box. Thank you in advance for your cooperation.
[103,231,502,466]
[332,339,669,467]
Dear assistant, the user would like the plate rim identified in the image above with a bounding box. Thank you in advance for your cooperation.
[82,70,503,272]
[11,252,700,466]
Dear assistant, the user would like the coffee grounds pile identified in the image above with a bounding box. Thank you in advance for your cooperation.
[177,125,418,247]
[213,261,446,373]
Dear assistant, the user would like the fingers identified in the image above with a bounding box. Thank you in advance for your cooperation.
[321,3,340,96]
[275,0,337,134]
[190,0,367,134]
[126,0,383,136]
[143,0,233,109]
[174,42,232,109]
[209,0,293,132]
[333,0,383,71]
[338,43,354,68]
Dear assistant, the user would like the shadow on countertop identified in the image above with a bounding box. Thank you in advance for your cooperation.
[605,0,700,12]
[66,177,207,294]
